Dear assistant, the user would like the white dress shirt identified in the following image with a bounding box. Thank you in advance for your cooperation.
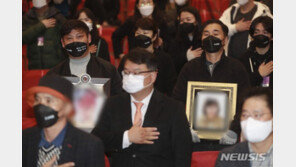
[122,89,154,149]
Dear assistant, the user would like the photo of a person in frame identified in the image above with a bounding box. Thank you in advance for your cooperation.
[197,98,225,130]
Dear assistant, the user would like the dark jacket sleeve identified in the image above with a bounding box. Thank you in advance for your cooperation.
[22,19,47,44]
[239,54,263,87]
[86,137,106,167]
[161,52,177,96]
[172,62,190,103]
[112,18,134,58]
[229,60,251,136]
[110,66,123,96]
[97,38,110,62]
[91,98,125,152]
[171,101,192,167]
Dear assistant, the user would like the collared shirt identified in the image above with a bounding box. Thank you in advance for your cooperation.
[39,123,68,148]
[248,142,273,167]
[69,53,91,77]
[205,60,220,76]
[122,89,154,149]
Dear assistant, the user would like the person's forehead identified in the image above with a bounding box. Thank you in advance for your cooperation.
[242,97,269,112]
[66,29,87,36]
[180,11,195,19]
[124,60,148,70]
[36,92,55,99]
[79,12,88,19]
[139,0,153,4]
[136,28,152,33]
[255,23,266,30]
[203,23,223,32]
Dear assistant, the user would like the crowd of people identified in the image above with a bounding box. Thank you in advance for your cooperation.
[22,0,273,166]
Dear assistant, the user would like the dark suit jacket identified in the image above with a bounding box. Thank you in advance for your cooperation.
[23,123,105,167]
[215,141,251,167]
[91,90,192,167]
[47,55,122,96]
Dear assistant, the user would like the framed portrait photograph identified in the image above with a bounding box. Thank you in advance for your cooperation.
[64,74,110,133]
[186,81,237,140]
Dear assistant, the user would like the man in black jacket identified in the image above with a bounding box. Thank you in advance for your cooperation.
[23,75,105,167]
[240,16,273,90]
[92,48,192,167]
[173,20,250,144]
[47,20,122,96]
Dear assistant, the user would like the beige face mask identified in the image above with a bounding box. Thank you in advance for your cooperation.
[33,0,47,8]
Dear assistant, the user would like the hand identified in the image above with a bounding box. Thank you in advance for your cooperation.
[102,21,109,27]
[235,18,251,32]
[219,130,237,145]
[89,44,98,54]
[190,129,200,143]
[119,53,125,59]
[41,18,56,28]
[258,61,273,77]
[186,47,203,61]
[128,120,160,144]
[42,155,75,167]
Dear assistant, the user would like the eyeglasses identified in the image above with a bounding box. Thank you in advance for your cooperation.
[122,70,155,76]
[241,112,271,120]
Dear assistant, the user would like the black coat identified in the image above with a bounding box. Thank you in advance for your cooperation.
[91,90,192,167]
[111,16,169,58]
[90,35,111,62]
[47,55,122,96]
[239,43,273,89]
[167,30,202,74]
[117,48,177,96]
[22,123,105,167]
[172,52,251,135]
[215,142,251,167]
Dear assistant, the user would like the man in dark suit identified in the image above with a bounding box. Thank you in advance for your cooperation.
[23,75,105,167]
[92,48,192,167]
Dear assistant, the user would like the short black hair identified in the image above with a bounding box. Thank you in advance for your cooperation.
[124,48,158,71]
[240,87,273,116]
[249,16,273,37]
[60,19,89,38]
[203,99,220,115]
[134,18,158,37]
[201,19,229,37]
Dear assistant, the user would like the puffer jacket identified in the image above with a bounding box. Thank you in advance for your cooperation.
[22,6,67,69]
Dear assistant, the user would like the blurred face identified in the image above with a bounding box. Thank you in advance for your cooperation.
[34,93,72,118]
[180,11,196,25]
[78,12,92,24]
[253,23,272,40]
[123,60,157,89]
[202,23,227,46]
[135,28,156,42]
[241,97,272,122]
[205,105,219,120]
[138,0,154,7]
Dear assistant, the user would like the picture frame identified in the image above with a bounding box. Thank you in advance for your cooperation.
[186,81,237,140]
[64,74,110,132]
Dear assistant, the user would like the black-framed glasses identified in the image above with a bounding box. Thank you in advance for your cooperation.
[122,70,155,76]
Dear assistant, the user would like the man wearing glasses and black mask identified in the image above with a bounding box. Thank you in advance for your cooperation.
[92,48,192,167]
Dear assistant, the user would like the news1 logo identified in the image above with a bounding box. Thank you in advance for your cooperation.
[220,153,266,161]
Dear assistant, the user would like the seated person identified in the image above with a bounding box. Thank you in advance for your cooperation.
[118,18,177,96]
[47,20,122,96]
[23,75,105,167]
[22,0,67,69]
[172,20,250,144]
[92,48,192,167]
[75,8,111,62]
[215,87,273,167]
[197,99,224,130]
[167,6,203,74]
[240,16,273,89]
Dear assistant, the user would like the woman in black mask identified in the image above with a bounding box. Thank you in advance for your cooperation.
[167,6,202,74]
[118,18,177,95]
[240,16,273,89]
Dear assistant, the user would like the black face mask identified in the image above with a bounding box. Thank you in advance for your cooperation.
[135,35,152,48]
[65,42,87,57]
[34,104,59,128]
[179,22,195,34]
[253,35,270,48]
[202,35,223,53]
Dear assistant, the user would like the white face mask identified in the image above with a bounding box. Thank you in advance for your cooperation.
[139,5,154,17]
[33,0,47,9]
[237,0,249,6]
[241,117,272,143]
[175,0,187,6]
[83,21,93,31]
[122,73,152,93]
